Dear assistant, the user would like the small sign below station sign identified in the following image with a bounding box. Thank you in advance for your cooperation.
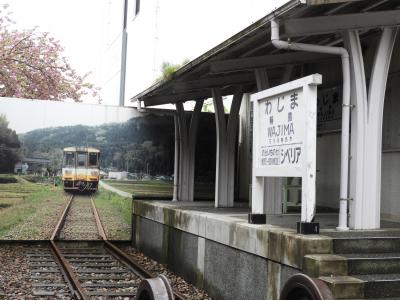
[249,74,322,234]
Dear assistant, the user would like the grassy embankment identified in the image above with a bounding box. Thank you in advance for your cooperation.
[0,174,68,239]
[94,188,132,240]
[94,179,216,240]
[103,179,214,200]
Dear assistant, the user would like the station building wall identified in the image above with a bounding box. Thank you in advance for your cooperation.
[238,33,400,219]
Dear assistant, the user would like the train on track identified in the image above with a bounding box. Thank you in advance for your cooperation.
[62,146,100,192]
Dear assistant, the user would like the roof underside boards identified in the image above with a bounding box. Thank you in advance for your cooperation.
[131,0,400,107]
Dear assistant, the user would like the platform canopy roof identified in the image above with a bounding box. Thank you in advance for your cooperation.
[131,0,400,107]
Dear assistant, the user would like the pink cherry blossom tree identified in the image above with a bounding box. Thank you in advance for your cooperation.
[0,4,100,102]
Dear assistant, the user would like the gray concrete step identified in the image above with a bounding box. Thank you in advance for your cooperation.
[304,253,400,298]
[319,275,363,299]
[307,235,400,299]
[333,237,400,254]
[320,274,400,299]
[304,253,400,276]
[354,274,400,299]
[344,253,400,275]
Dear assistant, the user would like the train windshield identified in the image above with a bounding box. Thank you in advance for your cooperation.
[77,152,87,167]
[63,152,75,167]
[88,152,98,167]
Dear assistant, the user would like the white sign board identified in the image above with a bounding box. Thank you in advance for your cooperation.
[251,74,322,223]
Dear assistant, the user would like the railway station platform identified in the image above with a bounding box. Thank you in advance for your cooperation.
[132,200,400,300]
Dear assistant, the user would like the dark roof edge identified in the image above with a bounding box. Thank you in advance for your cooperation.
[130,0,304,102]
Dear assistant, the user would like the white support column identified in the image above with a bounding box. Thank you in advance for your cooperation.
[175,101,203,201]
[188,100,204,201]
[343,30,367,229]
[212,86,243,207]
[173,114,180,201]
[344,28,398,229]
[238,93,252,202]
[253,69,270,214]
[227,89,243,205]
[363,27,398,229]
[176,103,189,201]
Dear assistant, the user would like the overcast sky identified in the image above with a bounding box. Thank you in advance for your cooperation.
[2,0,288,105]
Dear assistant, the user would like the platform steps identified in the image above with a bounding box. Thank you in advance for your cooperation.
[303,237,400,299]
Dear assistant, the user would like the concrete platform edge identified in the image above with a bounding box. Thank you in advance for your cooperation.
[132,200,333,269]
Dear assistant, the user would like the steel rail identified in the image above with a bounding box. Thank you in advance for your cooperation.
[50,240,89,300]
[90,196,107,240]
[90,197,187,300]
[51,194,74,241]
[48,244,75,298]
[50,194,89,300]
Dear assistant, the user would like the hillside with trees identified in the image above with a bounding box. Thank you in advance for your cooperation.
[19,114,175,176]
[19,112,217,181]
[0,115,20,173]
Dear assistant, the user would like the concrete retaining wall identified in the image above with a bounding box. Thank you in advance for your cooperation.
[131,201,338,299]
[133,214,300,300]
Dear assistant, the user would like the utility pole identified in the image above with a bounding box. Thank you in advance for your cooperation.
[119,0,128,107]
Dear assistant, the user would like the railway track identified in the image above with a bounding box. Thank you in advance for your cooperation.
[28,194,186,300]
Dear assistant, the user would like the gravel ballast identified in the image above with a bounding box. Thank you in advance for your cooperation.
[122,246,211,300]
[60,195,100,240]
[0,245,37,299]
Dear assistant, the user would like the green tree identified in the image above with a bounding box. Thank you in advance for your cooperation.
[0,114,20,172]
[155,59,190,83]
[47,148,63,175]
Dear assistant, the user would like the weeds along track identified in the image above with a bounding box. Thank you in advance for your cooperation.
[27,193,187,300]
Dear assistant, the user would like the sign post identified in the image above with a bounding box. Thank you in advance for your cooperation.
[248,74,322,234]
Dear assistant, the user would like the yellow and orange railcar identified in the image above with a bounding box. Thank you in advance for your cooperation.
[62,146,100,192]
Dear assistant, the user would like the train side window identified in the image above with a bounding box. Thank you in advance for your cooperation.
[63,152,75,167]
[77,152,87,167]
[89,152,98,167]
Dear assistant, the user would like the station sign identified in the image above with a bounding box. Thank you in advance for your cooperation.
[251,74,322,225]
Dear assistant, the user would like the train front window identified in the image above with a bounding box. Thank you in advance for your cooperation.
[77,152,87,167]
[88,152,98,167]
[63,152,75,167]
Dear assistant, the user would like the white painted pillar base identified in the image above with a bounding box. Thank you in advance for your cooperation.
[212,87,243,208]
[175,101,203,201]
[344,28,398,229]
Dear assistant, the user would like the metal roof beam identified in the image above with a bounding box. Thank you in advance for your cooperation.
[307,0,361,5]
[210,52,335,74]
[143,87,238,107]
[173,73,254,91]
[143,91,210,106]
[284,10,400,37]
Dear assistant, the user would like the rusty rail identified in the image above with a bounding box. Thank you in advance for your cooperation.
[90,196,107,240]
[90,197,187,300]
[50,241,89,300]
[50,194,89,300]
[51,194,73,240]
